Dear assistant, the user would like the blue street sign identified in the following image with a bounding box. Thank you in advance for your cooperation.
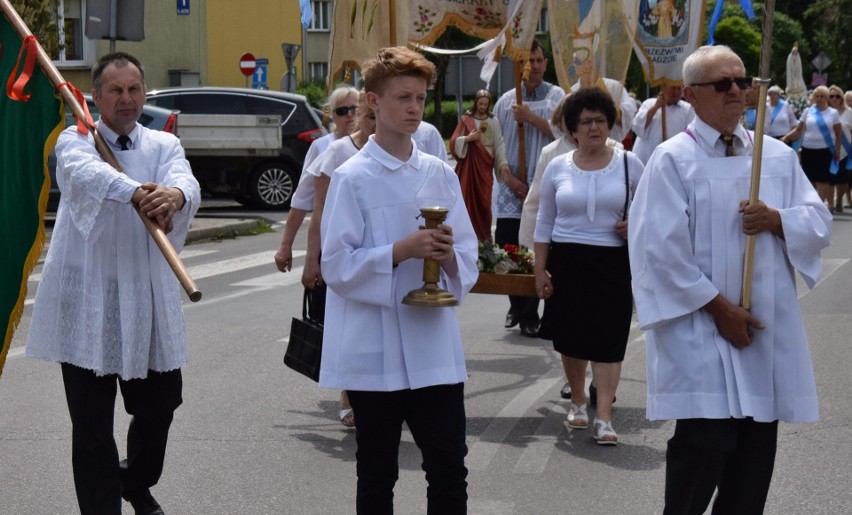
[252,58,269,89]
[177,0,190,15]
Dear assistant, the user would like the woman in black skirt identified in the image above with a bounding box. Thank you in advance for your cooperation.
[782,86,843,211]
[533,89,644,445]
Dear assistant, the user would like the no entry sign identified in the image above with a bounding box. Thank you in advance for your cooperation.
[239,52,257,77]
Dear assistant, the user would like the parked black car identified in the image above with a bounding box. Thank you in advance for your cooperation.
[47,95,178,211]
[146,87,327,209]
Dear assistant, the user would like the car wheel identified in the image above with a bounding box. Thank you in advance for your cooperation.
[248,161,297,210]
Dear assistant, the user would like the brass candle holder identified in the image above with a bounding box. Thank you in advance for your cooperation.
[402,162,458,307]
[402,206,459,307]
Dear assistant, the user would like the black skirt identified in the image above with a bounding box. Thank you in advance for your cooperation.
[538,242,632,363]
[801,147,834,184]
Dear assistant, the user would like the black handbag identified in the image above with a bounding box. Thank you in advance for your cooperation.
[284,286,325,382]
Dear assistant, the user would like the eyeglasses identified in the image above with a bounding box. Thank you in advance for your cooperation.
[578,117,608,128]
[829,94,841,99]
[334,105,358,116]
[690,77,752,93]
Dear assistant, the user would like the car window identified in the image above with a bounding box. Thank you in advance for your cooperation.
[64,101,100,128]
[147,95,177,110]
[175,93,248,114]
[244,96,295,124]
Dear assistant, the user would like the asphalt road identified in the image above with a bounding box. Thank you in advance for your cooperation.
[1,204,850,514]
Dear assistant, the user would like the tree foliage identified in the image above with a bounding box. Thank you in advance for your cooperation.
[804,0,852,87]
[11,0,59,57]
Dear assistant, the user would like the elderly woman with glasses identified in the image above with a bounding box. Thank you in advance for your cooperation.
[274,84,360,426]
[826,85,852,211]
[782,85,843,211]
[534,88,644,445]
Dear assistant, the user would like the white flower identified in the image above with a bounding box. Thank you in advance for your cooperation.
[494,261,511,274]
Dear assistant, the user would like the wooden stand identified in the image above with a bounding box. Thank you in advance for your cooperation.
[471,273,537,297]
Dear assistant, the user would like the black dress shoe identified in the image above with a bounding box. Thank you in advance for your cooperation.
[504,310,520,328]
[123,489,165,515]
[520,323,539,338]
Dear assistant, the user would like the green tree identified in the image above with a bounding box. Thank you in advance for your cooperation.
[747,6,810,87]
[805,0,852,87]
[11,0,59,57]
[712,17,761,78]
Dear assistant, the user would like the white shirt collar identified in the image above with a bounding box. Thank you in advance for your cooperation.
[364,135,424,172]
[96,121,141,150]
[690,116,752,156]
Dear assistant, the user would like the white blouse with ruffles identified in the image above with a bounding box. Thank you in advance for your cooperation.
[535,148,644,247]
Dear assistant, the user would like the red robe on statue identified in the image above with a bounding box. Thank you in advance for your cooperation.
[450,114,496,240]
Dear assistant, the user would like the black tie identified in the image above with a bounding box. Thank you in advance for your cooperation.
[117,135,131,151]
[720,134,736,157]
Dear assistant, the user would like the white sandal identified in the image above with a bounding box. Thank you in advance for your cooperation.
[339,408,355,428]
[566,402,589,429]
[593,418,618,446]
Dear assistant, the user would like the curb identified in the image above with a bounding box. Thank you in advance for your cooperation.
[185,218,262,244]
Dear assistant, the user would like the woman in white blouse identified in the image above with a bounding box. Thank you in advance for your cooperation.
[783,86,843,211]
[534,88,644,445]
[302,90,377,428]
[827,84,852,212]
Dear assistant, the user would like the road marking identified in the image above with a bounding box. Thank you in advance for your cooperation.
[466,365,564,472]
[22,251,306,307]
[7,346,26,359]
[512,400,567,475]
[179,249,219,259]
[231,270,304,288]
[187,250,277,279]
[799,258,847,299]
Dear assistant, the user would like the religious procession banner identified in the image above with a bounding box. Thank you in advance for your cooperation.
[327,0,410,86]
[0,12,64,377]
[549,0,633,91]
[408,0,544,61]
[621,0,706,86]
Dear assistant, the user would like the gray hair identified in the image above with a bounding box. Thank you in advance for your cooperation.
[682,45,743,86]
[325,85,360,110]
[768,85,783,95]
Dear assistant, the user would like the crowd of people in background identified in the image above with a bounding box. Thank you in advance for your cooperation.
[25,36,836,514]
[265,39,838,514]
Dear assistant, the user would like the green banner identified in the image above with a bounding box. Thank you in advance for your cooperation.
[0,14,64,377]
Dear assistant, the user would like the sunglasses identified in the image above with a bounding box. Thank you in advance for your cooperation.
[691,77,752,93]
[334,105,358,116]
[829,94,841,99]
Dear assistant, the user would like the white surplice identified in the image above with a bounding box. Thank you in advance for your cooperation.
[628,118,832,423]
[291,132,338,210]
[27,123,200,380]
[319,137,478,391]
[631,98,694,164]
[413,121,449,162]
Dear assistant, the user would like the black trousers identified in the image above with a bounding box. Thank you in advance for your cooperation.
[494,218,540,324]
[347,383,468,515]
[61,363,182,515]
[663,417,779,515]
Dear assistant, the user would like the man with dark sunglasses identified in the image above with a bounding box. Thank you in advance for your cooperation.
[628,45,831,514]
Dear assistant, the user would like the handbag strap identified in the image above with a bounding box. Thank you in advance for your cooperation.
[622,150,630,221]
[302,288,311,320]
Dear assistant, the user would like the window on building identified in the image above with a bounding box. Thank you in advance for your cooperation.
[309,62,329,83]
[537,8,549,34]
[309,0,331,32]
[53,0,95,67]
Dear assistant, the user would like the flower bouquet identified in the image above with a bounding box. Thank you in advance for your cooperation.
[471,242,537,297]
